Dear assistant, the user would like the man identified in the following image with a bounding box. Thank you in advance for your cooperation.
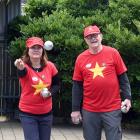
[71,25,131,140]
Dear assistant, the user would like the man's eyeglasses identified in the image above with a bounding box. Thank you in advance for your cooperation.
[85,34,99,40]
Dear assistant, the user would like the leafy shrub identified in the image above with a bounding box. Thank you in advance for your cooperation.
[24,0,58,18]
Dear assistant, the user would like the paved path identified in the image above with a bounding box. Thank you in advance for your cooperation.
[0,121,140,140]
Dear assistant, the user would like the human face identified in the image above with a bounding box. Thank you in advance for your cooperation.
[84,33,102,50]
[28,45,43,59]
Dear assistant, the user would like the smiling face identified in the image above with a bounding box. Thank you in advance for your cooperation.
[28,45,43,59]
[84,33,102,49]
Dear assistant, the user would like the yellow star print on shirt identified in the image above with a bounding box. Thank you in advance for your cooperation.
[32,80,48,95]
[89,62,105,79]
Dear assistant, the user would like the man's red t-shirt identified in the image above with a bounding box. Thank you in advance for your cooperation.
[73,46,127,112]
[19,61,58,114]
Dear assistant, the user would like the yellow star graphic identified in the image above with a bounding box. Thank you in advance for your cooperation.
[32,80,48,95]
[89,62,105,79]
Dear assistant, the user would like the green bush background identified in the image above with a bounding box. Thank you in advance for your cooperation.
[8,0,140,120]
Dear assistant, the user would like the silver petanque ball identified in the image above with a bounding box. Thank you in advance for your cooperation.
[44,41,53,51]
[121,106,127,113]
[40,88,50,98]
[74,118,81,124]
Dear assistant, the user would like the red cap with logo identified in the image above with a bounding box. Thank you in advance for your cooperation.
[84,25,101,37]
[26,37,44,48]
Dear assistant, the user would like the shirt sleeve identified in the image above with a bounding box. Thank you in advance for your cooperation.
[48,62,58,76]
[113,49,127,75]
[50,73,60,96]
[72,57,83,81]
[17,68,27,78]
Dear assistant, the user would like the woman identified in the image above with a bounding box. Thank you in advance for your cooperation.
[14,37,59,140]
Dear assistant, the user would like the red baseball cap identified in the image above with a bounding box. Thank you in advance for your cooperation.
[26,37,44,48]
[84,25,101,37]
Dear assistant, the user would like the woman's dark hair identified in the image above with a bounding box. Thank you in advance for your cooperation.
[22,48,48,67]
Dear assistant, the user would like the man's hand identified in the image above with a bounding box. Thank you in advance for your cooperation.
[14,59,25,70]
[121,99,131,113]
[71,111,82,124]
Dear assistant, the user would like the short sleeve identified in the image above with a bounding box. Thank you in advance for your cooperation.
[73,57,83,81]
[113,49,127,75]
[47,61,58,76]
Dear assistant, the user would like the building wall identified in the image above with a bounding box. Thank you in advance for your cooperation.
[0,0,21,36]
[0,2,6,38]
[0,0,21,118]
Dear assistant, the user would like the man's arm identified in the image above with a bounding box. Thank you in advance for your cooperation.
[72,80,83,111]
[71,80,83,124]
[118,72,131,100]
[118,72,131,112]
